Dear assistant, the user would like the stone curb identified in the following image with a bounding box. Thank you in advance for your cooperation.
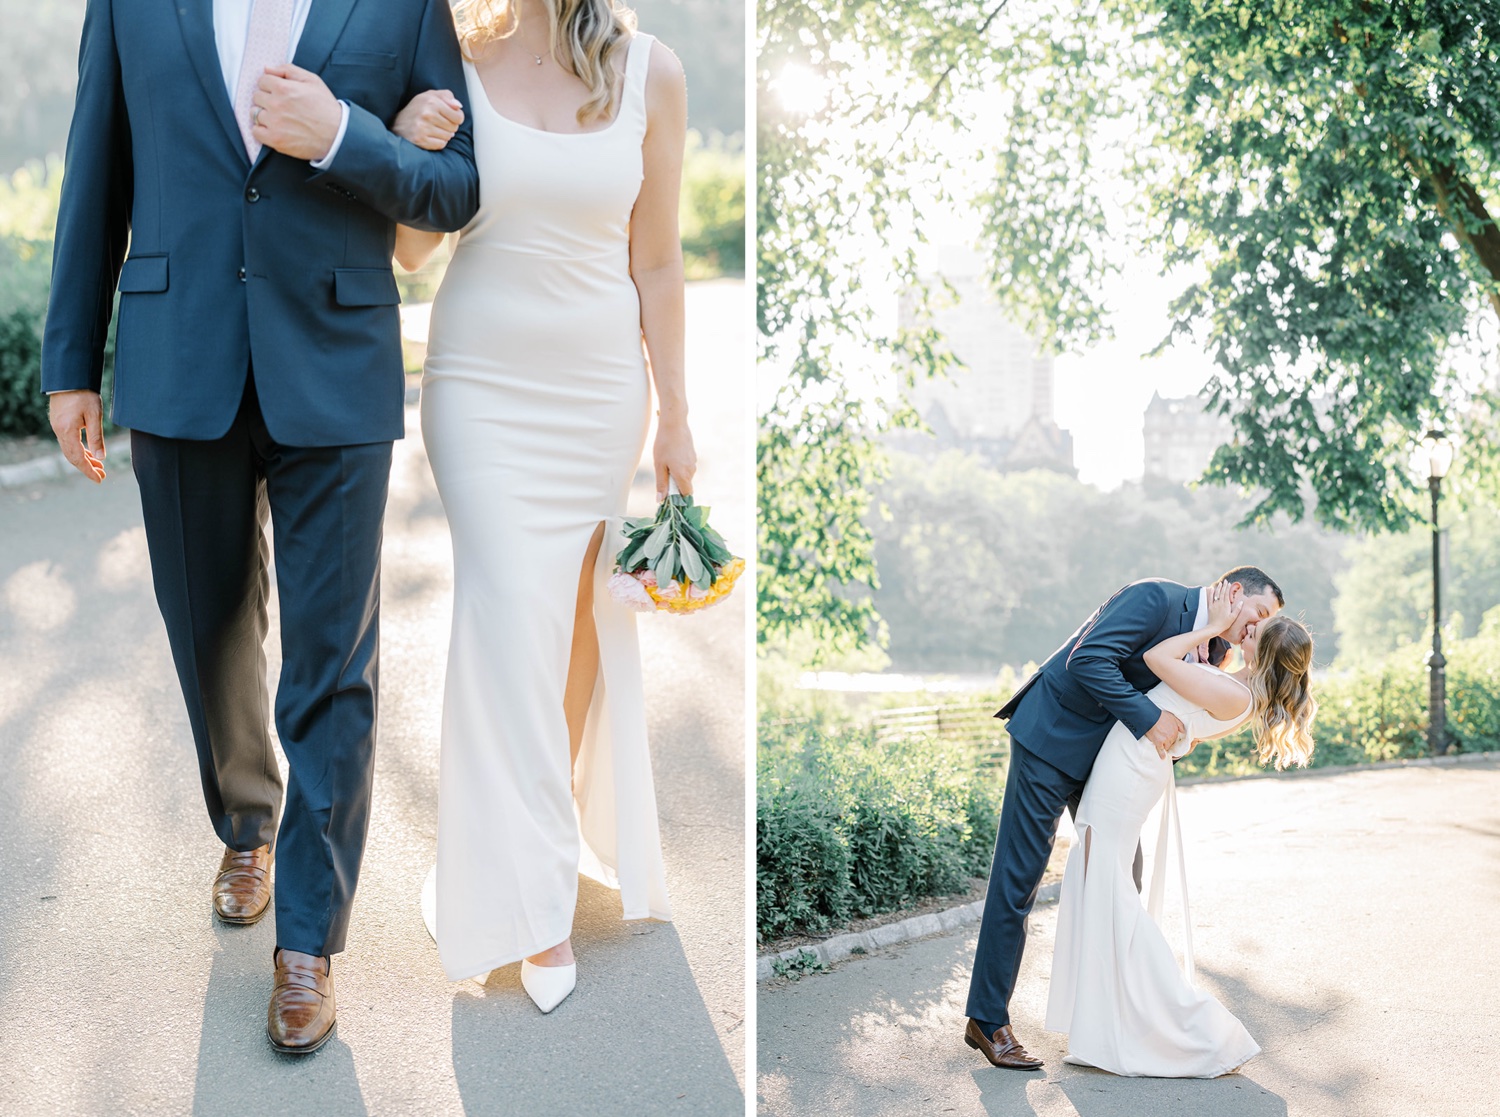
[0,442,133,490]
[756,881,1059,984]
[756,749,1500,983]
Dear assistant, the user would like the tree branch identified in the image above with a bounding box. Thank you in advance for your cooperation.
[1426,162,1500,322]
[915,0,1015,113]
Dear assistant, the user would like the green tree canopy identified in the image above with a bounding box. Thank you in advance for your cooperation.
[758,0,1500,653]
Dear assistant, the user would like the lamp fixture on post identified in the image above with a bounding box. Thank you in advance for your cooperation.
[1422,429,1453,756]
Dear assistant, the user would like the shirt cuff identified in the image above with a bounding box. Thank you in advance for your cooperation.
[310,101,351,170]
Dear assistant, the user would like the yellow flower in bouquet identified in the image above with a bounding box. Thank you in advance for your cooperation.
[608,493,742,616]
[645,556,746,614]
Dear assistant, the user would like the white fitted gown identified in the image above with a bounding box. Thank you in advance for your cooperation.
[1045,663,1261,1076]
[419,32,672,981]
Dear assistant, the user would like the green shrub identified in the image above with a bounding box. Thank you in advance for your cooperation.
[757,720,1002,944]
[0,235,53,437]
[680,131,744,280]
[1,161,115,437]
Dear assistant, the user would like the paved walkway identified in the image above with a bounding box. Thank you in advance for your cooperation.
[0,281,747,1116]
[759,756,1500,1117]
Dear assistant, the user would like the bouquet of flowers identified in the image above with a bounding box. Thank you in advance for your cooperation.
[607,484,744,615]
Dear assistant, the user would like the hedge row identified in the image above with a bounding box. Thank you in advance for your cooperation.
[757,722,1002,944]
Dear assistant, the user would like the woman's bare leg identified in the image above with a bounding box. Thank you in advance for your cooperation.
[526,520,606,969]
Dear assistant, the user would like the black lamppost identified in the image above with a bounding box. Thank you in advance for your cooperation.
[1422,430,1454,756]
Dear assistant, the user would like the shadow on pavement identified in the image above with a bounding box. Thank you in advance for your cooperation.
[190,925,370,1116]
[450,881,742,1116]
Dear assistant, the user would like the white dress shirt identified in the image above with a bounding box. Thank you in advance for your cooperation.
[1188,587,1208,662]
[212,0,349,168]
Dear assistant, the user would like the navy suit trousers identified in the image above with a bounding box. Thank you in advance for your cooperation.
[130,379,391,957]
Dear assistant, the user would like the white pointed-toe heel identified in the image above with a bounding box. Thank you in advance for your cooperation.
[520,960,576,1013]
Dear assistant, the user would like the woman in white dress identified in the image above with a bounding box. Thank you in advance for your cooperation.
[390,0,694,1012]
[1045,582,1317,1077]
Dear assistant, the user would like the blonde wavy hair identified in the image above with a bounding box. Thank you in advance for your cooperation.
[1245,615,1318,770]
[454,0,637,125]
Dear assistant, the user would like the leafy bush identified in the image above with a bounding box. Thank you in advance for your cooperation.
[679,131,744,279]
[0,160,115,437]
[757,720,1002,943]
[0,235,53,437]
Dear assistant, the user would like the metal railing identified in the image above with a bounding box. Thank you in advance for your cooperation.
[872,700,1011,768]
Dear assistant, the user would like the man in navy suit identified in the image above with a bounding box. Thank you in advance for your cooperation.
[963,568,1283,1069]
[42,0,478,1053]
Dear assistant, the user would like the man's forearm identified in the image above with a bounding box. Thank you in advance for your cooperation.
[1065,582,1173,738]
[1068,656,1165,739]
[311,100,478,231]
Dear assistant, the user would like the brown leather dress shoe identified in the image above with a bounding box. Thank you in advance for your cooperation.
[267,949,336,1055]
[213,844,272,925]
[965,1019,1045,1069]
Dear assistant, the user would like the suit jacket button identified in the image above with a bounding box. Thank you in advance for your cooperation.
[245,187,260,203]
[237,267,247,282]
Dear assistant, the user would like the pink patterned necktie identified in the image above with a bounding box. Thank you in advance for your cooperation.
[233,0,296,160]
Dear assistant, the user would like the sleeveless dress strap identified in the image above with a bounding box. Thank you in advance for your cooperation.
[622,32,655,123]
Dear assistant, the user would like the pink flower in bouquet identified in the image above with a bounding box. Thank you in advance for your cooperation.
[640,570,658,587]
[607,571,656,612]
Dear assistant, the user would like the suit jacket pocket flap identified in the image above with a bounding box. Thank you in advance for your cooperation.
[333,268,401,307]
[1055,684,1110,723]
[118,255,168,293]
[329,49,398,68]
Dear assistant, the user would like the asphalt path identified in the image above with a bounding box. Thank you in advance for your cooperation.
[759,756,1500,1117]
[0,280,748,1116]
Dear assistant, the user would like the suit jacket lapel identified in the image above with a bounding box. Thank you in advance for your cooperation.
[293,0,360,76]
[176,0,251,167]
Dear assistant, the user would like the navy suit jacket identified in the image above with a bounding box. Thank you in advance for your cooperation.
[996,579,1201,782]
[41,0,481,447]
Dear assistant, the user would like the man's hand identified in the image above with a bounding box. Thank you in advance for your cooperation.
[253,64,342,161]
[1144,709,1185,760]
[49,390,107,483]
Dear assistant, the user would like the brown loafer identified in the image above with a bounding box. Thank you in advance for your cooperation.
[213,844,272,925]
[267,949,336,1055]
[965,1019,1045,1069]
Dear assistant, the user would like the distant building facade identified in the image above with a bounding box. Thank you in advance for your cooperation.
[1142,392,1232,484]
[894,247,1074,475]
